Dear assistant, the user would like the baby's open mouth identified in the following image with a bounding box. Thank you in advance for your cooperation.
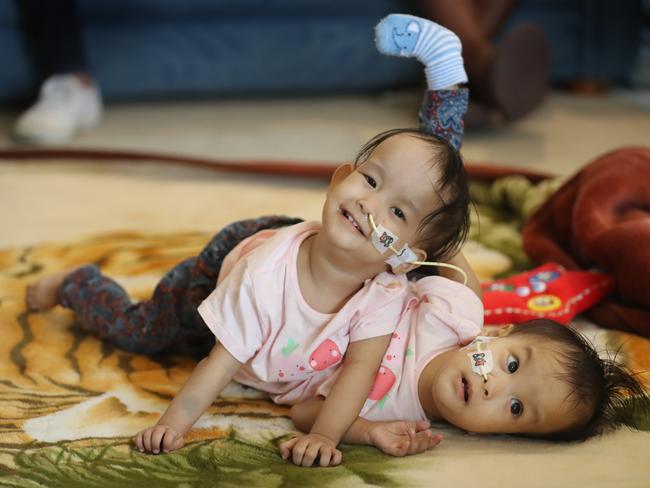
[462,377,470,403]
[341,208,364,235]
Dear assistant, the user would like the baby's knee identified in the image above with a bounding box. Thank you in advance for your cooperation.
[109,315,179,355]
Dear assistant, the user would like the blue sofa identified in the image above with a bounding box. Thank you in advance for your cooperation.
[0,0,642,104]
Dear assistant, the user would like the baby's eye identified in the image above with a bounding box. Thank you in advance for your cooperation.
[510,398,523,417]
[363,174,377,188]
[391,207,405,220]
[507,354,519,374]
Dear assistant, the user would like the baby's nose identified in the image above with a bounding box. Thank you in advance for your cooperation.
[358,199,377,222]
[358,200,368,214]
[481,376,498,399]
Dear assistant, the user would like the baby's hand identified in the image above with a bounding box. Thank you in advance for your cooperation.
[279,432,342,467]
[134,424,184,454]
[368,420,442,457]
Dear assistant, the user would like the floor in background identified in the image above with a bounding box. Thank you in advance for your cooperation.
[1,89,649,248]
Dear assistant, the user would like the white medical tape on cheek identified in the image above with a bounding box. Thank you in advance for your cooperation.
[367,213,468,285]
[369,220,399,254]
[385,244,418,269]
[463,337,494,380]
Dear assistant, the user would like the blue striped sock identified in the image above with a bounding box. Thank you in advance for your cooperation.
[375,14,468,90]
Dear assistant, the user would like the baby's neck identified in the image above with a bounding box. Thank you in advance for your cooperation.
[296,232,382,314]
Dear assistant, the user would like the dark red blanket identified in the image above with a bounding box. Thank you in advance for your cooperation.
[523,147,650,337]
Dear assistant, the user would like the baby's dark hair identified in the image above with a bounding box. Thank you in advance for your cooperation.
[354,128,470,261]
[509,319,650,442]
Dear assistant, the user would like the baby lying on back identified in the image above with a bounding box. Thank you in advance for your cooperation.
[283,276,648,463]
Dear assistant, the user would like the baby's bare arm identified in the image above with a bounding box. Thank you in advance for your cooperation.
[289,397,441,456]
[309,334,391,443]
[157,343,241,431]
[292,396,373,445]
[135,343,241,453]
[279,335,391,466]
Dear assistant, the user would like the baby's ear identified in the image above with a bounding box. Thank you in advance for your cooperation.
[391,247,427,275]
[328,164,354,190]
[482,324,515,338]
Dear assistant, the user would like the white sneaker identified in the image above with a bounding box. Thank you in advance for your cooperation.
[14,74,103,144]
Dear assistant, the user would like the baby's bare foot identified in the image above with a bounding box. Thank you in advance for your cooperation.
[25,270,72,311]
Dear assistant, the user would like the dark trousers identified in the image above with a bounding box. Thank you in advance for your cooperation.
[16,0,87,83]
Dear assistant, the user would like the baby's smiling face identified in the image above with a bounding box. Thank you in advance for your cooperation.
[427,334,586,436]
[320,133,441,269]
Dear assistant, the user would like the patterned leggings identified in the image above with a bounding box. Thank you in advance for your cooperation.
[58,216,302,356]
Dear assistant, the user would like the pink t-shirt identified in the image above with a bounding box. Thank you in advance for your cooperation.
[315,276,483,421]
[197,221,409,405]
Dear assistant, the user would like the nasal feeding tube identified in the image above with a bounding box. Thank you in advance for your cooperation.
[367,213,490,381]
[470,340,492,382]
[461,336,494,382]
[367,213,468,286]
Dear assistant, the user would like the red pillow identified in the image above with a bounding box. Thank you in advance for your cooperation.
[482,263,614,325]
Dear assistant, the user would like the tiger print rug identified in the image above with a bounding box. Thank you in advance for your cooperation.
[1,177,649,488]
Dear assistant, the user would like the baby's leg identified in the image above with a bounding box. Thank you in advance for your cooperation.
[173,215,303,356]
[196,215,303,273]
[417,89,468,152]
[25,259,211,355]
[26,216,303,355]
[25,266,84,311]
[374,14,468,150]
[55,263,193,354]
[375,14,467,91]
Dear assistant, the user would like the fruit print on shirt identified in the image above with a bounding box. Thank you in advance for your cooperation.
[274,337,343,380]
[367,330,403,407]
[368,365,396,402]
[309,339,343,371]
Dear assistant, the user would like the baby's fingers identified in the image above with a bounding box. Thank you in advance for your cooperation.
[388,441,409,457]
[317,446,342,467]
[161,429,182,453]
[301,442,321,467]
[150,426,169,454]
[279,437,299,460]
[380,438,408,457]
[291,439,310,466]
[405,428,419,455]
[318,448,332,467]
[428,433,443,449]
[138,428,161,453]
[408,430,442,455]
[141,429,156,453]
[334,449,343,466]
[134,431,145,452]
[329,448,343,467]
